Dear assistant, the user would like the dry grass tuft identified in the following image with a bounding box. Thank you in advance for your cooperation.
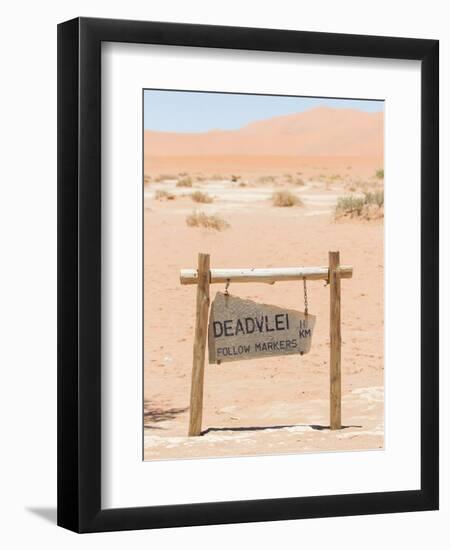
[190,191,213,203]
[335,195,365,217]
[154,189,175,201]
[258,175,276,184]
[364,190,384,207]
[335,190,384,220]
[272,190,302,207]
[176,176,193,187]
[186,211,230,231]
[155,174,177,182]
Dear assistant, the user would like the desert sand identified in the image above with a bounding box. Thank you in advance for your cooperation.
[143,107,384,460]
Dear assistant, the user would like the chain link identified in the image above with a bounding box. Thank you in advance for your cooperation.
[303,277,308,315]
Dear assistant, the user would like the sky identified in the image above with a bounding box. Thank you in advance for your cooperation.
[144,90,384,133]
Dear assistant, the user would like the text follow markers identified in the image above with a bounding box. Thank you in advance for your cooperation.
[208,292,316,364]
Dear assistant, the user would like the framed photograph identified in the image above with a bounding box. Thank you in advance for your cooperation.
[57,17,439,532]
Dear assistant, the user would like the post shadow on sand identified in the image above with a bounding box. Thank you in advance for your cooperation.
[144,404,189,429]
[201,424,362,435]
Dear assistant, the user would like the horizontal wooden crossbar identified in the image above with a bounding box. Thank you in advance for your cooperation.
[180,266,353,285]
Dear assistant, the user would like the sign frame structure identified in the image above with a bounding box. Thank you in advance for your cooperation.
[180,251,353,436]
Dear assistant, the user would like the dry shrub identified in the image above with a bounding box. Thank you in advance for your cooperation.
[361,204,384,220]
[258,175,276,184]
[335,195,365,217]
[272,190,302,207]
[335,190,384,220]
[364,190,384,207]
[154,189,175,201]
[155,173,177,182]
[191,191,213,203]
[375,168,384,179]
[186,211,230,231]
[176,176,193,187]
[294,177,305,186]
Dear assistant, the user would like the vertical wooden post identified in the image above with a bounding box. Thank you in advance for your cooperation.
[188,253,210,436]
[329,251,342,430]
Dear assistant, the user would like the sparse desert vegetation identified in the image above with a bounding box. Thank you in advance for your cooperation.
[335,190,384,220]
[282,174,304,186]
[272,190,303,207]
[176,176,193,187]
[258,175,276,184]
[190,191,213,203]
[155,173,177,182]
[375,168,384,179]
[186,211,230,231]
[364,190,384,207]
[154,189,175,201]
[336,195,365,216]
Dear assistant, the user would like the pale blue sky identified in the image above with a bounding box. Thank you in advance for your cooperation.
[144,90,384,133]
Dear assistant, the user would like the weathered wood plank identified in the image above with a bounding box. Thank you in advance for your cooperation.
[208,292,315,364]
[180,266,353,285]
[329,251,342,430]
[188,253,210,436]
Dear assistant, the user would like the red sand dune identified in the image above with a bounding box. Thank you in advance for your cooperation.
[144,107,384,158]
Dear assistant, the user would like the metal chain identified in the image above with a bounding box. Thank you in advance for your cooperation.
[303,277,308,315]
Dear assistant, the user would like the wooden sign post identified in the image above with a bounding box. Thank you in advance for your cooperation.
[181,252,352,436]
[329,251,342,430]
[187,253,210,437]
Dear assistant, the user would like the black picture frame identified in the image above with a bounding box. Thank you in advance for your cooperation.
[57,17,439,533]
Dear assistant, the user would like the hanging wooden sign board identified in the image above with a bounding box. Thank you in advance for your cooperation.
[208,292,316,364]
